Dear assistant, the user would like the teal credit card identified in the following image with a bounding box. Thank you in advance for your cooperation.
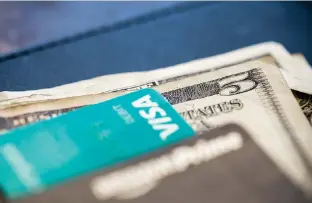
[0,89,195,199]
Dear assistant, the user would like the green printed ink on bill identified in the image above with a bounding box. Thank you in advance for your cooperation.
[0,89,195,199]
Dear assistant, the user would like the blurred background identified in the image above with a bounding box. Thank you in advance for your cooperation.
[0,2,311,91]
[0,1,178,54]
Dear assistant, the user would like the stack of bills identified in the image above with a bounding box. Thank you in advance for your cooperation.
[0,41,312,202]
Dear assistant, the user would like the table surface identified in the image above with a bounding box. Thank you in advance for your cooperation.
[0,2,311,91]
[0,2,178,54]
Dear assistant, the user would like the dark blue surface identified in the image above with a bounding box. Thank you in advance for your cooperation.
[0,2,311,91]
[0,1,178,55]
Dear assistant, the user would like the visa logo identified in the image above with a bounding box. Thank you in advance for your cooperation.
[132,94,179,141]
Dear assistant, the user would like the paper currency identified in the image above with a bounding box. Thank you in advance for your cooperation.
[293,90,312,125]
[289,54,312,125]
[1,53,311,132]
[257,53,312,125]
[0,40,311,201]
[1,41,312,108]
[2,58,312,197]
[0,43,311,125]
[0,54,310,131]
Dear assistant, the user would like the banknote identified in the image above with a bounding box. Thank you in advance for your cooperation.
[290,54,312,125]
[258,54,312,125]
[0,53,311,131]
[293,90,312,125]
[1,41,311,108]
[1,57,312,195]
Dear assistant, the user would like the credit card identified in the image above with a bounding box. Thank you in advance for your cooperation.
[9,123,312,203]
[0,88,195,199]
